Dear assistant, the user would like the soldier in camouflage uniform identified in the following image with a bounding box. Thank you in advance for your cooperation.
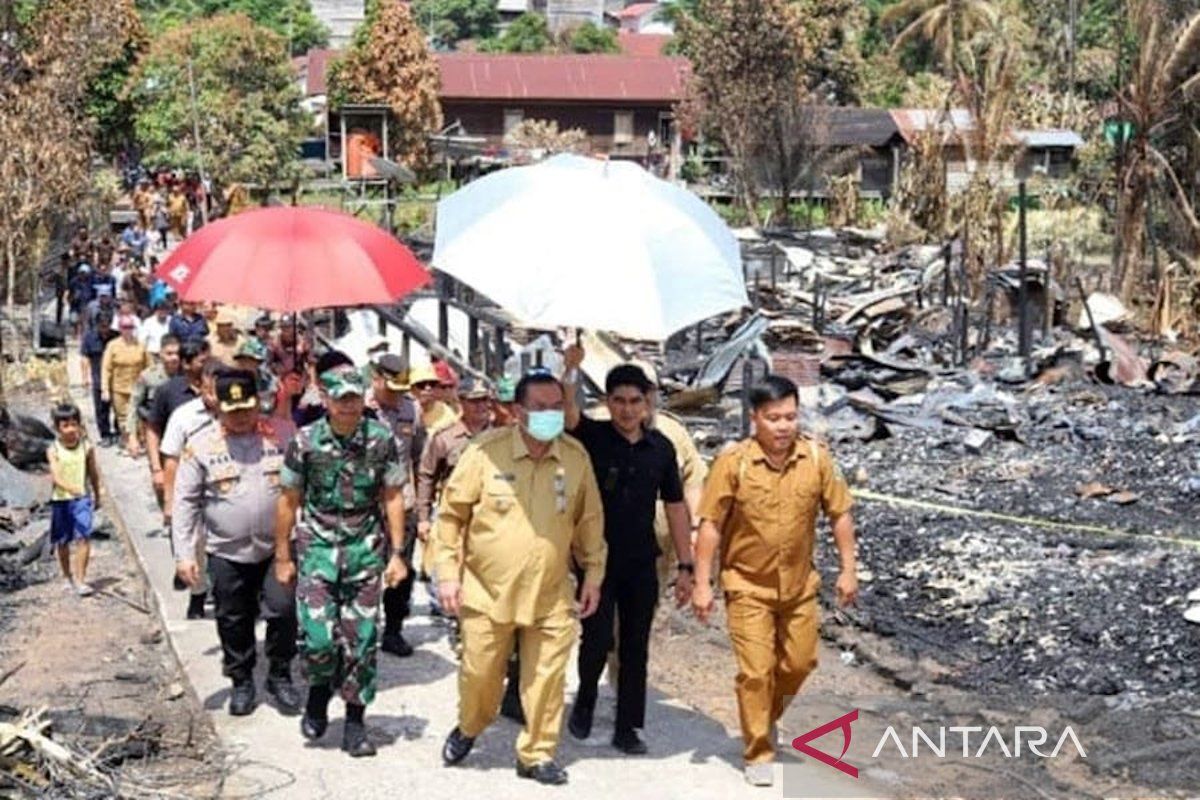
[274,362,408,758]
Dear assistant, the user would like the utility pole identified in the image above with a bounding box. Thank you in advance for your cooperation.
[187,58,210,225]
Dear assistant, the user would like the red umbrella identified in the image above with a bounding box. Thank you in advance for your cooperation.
[155,206,429,311]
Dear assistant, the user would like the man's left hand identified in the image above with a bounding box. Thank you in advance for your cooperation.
[384,553,408,588]
[673,571,694,608]
[835,569,858,607]
[578,580,601,618]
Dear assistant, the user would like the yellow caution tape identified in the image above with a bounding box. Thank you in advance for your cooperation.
[851,488,1200,550]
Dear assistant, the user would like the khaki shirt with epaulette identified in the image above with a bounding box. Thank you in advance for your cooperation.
[698,436,852,602]
[433,426,607,626]
[171,419,289,565]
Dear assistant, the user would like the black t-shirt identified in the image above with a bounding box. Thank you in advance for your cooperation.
[569,415,683,571]
[148,375,200,433]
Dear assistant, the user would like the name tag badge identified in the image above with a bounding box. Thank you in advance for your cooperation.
[554,468,566,514]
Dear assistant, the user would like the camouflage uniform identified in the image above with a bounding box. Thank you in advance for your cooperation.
[280,415,405,705]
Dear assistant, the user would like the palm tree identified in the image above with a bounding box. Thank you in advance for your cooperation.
[881,0,998,74]
[1113,0,1200,301]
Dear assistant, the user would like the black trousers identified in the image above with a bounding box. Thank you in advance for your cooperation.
[208,554,297,683]
[576,559,659,733]
[88,364,113,439]
[382,517,417,635]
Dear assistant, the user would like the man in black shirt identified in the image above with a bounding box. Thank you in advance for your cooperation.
[562,349,694,755]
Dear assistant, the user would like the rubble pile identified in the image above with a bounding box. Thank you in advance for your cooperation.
[713,229,1200,699]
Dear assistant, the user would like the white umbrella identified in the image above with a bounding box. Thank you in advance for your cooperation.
[433,154,748,341]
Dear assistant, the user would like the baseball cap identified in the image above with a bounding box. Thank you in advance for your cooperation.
[254,314,273,329]
[458,374,490,400]
[320,365,366,398]
[408,364,439,387]
[494,376,516,403]
[374,353,409,392]
[215,307,236,326]
[234,338,267,362]
[433,361,458,389]
[216,369,260,412]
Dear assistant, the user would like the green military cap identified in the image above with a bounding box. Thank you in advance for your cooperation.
[495,375,516,403]
[320,365,366,398]
[234,338,267,362]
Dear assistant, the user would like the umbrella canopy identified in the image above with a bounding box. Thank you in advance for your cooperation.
[433,154,747,341]
[156,206,429,312]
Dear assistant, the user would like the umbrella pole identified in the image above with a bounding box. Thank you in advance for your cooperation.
[292,314,298,372]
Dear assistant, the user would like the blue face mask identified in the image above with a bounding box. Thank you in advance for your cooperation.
[525,410,565,442]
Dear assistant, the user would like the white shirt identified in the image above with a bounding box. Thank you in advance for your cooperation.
[140,314,172,355]
[161,397,214,460]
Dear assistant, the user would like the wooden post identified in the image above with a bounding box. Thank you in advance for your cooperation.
[437,299,448,347]
[740,353,753,438]
[495,327,507,374]
[1018,181,1031,373]
[468,316,480,368]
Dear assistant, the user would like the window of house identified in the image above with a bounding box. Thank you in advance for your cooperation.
[503,108,524,135]
[613,111,634,145]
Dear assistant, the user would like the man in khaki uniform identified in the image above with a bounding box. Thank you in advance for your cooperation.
[208,308,243,365]
[694,375,858,789]
[436,369,606,786]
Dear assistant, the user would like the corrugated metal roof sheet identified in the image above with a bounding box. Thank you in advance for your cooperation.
[1015,129,1085,148]
[616,2,660,18]
[436,53,688,102]
[815,107,901,147]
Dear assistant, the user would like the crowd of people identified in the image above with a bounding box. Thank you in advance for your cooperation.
[51,224,861,789]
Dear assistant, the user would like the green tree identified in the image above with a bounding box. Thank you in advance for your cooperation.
[328,0,443,167]
[126,13,306,187]
[567,21,620,53]
[411,0,499,48]
[136,0,329,55]
[479,12,552,52]
[879,0,998,75]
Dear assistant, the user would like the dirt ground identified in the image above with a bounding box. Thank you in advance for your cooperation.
[0,483,223,797]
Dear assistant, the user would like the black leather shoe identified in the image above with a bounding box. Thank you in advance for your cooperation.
[266,675,301,715]
[612,729,648,755]
[229,681,255,716]
[567,700,593,740]
[300,712,327,740]
[442,727,475,766]
[186,593,206,619]
[380,631,414,657]
[500,682,525,724]
[341,722,377,757]
[517,760,569,786]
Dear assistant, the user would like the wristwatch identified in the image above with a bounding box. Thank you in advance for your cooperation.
[677,562,695,575]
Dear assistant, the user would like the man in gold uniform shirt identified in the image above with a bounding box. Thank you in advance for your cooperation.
[694,375,859,788]
[435,368,606,786]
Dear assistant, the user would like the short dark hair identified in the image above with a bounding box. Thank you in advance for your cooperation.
[202,359,228,379]
[160,334,181,349]
[749,374,799,411]
[314,349,353,376]
[515,369,562,405]
[180,338,210,363]
[605,364,653,396]
[52,402,82,427]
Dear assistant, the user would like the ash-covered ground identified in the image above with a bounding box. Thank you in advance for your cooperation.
[820,381,1200,700]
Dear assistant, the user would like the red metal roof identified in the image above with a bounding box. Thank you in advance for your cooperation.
[299,47,336,97]
[617,32,672,57]
[615,2,660,19]
[436,52,688,103]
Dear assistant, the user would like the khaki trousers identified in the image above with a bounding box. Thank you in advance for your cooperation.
[458,607,575,767]
[726,588,820,764]
[111,392,132,437]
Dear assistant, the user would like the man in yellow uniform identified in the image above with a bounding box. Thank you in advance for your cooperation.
[435,368,606,786]
[693,374,858,789]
